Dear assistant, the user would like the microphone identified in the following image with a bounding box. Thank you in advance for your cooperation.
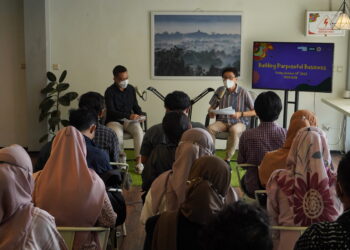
[215,87,226,100]
[135,86,147,101]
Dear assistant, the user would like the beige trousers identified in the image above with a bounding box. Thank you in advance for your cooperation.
[106,121,144,157]
[208,121,246,160]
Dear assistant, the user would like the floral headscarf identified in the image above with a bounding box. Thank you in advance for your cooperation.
[273,126,341,226]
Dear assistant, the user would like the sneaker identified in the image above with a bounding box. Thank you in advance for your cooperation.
[135,162,144,174]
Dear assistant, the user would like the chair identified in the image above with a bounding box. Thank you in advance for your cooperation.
[109,162,130,189]
[57,227,110,250]
[271,225,307,235]
[235,163,265,202]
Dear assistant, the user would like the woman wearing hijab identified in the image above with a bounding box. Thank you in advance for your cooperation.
[259,110,317,187]
[140,128,215,224]
[33,126,116,250]
[267,126,342,250]
[0,144,67,250]
[144,155,232,250]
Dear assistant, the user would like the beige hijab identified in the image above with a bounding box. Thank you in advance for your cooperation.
[259,110,317,187]
[151,128,214,214]
[152,156,231,250]
[33,126,105,249]
[0,145,35,250]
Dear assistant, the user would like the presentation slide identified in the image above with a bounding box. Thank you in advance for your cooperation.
[252,42,334,92]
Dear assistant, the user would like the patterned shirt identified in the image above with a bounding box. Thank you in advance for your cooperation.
[238,122,286,165]
[209,85,254,126]
[94,123,119,162]
[238,122,286,197]
[295,210,350,250]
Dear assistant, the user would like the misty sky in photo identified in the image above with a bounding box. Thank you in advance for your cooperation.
[154,14,241,34]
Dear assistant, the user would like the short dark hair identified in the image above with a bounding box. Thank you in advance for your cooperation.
[79,92,105,115]
[164,91,191,111]
[254,91,282,122]
[162,111,191,144]
[69,108,97,131]
[113,65,127,77]
[221,67,239,78]
[337,151,350,196]
[202,201,272,250]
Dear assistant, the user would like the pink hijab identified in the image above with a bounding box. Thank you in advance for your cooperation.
[33,126,105,249]
[151,128,214,214]
[0,145,35,249]
[269,126,341,226]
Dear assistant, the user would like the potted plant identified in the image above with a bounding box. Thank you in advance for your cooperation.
[38,70,78,142]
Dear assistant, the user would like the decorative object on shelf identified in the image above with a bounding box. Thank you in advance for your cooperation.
[333,0,350,30]
[151,12,242,79]
[306,11,345,36]
[38,70,78,142]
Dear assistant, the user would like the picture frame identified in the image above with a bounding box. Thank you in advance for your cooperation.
[306,11,345,36]
[151,12,242,79]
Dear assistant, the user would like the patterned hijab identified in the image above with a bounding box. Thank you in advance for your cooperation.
[259,110,317,187]
[33,126,105,249]
[0,145,35,249]
[152,156,231,250]
[151,128,214,214]
[273,126,341,226]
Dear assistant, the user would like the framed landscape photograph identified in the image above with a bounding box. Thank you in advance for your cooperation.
[151,12,242,79]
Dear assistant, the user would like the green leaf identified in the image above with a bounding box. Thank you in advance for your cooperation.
[56,83,69,92]
[61,119,70,127]
[39,111,51,122]
[40,81,56,94]
[39,98,55,113]
[39,134,49,143]
[64,92,78,101]
[48,117,60,132]
[39,96,53,109]
[47,71,56,82]
[58,95,70,106]
[59,70,67,83]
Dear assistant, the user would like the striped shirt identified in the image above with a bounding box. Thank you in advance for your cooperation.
[295,210,350,250]
[209,85,254,126]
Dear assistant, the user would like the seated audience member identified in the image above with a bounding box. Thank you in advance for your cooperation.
[141,90,205,164]
[0,145,67,250]
[144,156,233,250]
[105,65,145,173]
[202,201,273,250]
[295,151,350,250]
[208,67,255,163]
[140,128,215,224]
[34,109,112,177]
[259,110,317,187]
[79,91,120,162]
[267,126,342,250]
[141,111,191,197]
[238,91,286,197]
[33,126,117,249]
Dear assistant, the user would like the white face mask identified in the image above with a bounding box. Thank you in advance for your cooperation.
[119,79,128,89]
[223,79,235,89]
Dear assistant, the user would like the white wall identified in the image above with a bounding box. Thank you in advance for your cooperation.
[0,0,28,147]
[48,0,348,150]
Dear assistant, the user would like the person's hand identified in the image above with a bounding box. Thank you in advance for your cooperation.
[129,114,140,120]
[229,112,242,119]
[208,110,216,119]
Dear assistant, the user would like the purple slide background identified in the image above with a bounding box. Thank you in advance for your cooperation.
[252,42,334,90]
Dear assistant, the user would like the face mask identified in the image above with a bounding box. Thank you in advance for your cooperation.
[223,79,235,89]
[119,79,128,89]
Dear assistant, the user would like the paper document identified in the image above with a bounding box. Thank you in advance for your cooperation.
[121,115,146,124]
[210,107,235,115]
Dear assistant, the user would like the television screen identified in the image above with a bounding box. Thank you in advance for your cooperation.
[252,42,334,92]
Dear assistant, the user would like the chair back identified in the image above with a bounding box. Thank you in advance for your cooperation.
[57,227,110,250]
